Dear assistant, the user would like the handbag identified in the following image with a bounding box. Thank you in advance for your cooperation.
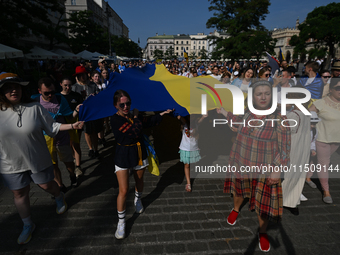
[143,134,160,176]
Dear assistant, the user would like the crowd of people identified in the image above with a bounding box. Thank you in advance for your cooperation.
[0,56,340,252]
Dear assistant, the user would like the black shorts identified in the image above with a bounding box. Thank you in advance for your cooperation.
[84,119,103,134]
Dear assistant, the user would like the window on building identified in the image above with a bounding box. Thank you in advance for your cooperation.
[186,47,188,50]
[150,46,153,49]
[181,52,183,56]
[181,41,183,44]
[181,47,183,50]
[186,41,188,44]
[176,41,179,44]
[202,46,205,49]
[199,41,201,44]
[160,46,163,49]
[71,0,76,5]
[194,41,196,44]
[193,46,196,50]
[176,53,178,56]
[166,46,169,49]
[199,46,201,50]
[176,47,178,50]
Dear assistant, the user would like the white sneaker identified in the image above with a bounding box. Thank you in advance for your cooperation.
[300,194,308,202]
[115,222,125,239]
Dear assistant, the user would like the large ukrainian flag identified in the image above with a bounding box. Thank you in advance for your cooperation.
[79,64,235,122]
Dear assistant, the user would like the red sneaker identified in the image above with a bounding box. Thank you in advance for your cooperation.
[227,209,239,226]
[258,233,270,252]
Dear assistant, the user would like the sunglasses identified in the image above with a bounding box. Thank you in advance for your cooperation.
[322,76,331,79]
[265,74,270,77]
[333,86,340,91]
[43,91,56,96]
[119,102,131,108]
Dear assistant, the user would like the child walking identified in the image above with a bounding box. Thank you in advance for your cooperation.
[178,114,206,192]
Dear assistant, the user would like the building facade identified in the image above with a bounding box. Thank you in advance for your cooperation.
[144,34,175,60]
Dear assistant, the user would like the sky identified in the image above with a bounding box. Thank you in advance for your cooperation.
[108,0,340,49]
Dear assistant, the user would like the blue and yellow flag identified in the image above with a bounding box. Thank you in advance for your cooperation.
[184,48,188,63]
[78,64,237,122]
[279,47,285,62]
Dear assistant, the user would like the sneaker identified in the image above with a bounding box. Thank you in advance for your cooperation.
[59,184,67,194]
[300,193,308,201]
[115,222,125,239]
[323,195,333,204]
[135,198,144,213]
[17,223,36,245]
[306,180,317,189]
[88,149,94,158]
[93,151,100,159]
[70,175,77,188]
[56,192,68,214]
[227,209,239,226]
[74,166,83,178]
[258,233,270,252]
[98,138,103,145]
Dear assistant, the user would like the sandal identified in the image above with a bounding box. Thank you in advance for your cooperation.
[185,184,191,192]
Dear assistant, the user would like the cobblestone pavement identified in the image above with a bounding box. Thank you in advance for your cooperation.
[1,117,340,255]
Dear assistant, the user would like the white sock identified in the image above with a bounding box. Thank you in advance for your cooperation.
[22,216,33,226]
[118,210,125,224]
[134,191,142,204]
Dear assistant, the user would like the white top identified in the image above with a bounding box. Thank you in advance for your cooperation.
[179,124,199,151]
[210,74,221,81]
[0,102,61,174]
[314,96,340,143]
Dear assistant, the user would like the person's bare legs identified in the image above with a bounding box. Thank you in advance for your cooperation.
[134,168,146,192]
[53,163,63,187]
[116,170,130,212]
[12,185,31,220]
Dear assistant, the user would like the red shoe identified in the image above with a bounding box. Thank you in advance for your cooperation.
[227,209,239,226]
[258,233,270,252]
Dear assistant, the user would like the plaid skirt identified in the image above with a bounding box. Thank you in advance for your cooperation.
[224,174,282,222]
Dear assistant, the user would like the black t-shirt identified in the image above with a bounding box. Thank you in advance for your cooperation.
[61,91,84,111]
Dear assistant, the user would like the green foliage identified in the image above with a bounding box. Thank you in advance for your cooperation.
[206,0,274,60]
[290,2,340,62]
[0,0,66,49]
[199,48,208,60]
[164,46,176,60]
[189,51,197,60]
[153,49,164,59]
[67,10,106,53]
[111,35,141,58]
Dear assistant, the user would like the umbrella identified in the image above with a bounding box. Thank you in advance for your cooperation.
[77,50,95,60]
[52,49,79,60]
[0,44,23,59]
[25,46,60,60]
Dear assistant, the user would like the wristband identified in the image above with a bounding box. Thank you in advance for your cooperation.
[71,124,74,129]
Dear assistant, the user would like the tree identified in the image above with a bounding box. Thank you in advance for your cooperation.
[67,10,106,53]
[0,0,66,49]
[289,2,340,69]
[189,51,197,60]
[206,0,274,61]
[111,36,141,58]
[153,49,164,59]
[164,46,176,60]
[199,48,208,60]
[247,30,276,61]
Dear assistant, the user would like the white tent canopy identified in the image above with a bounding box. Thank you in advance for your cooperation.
[52,49,79,60]
[77,50,95,60]
[25,46,60,60]
[0,44,24,59]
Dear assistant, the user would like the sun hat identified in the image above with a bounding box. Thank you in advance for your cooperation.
[331,62,340,70]
[0,73,29,88]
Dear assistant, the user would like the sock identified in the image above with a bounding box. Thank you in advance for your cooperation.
[134,191,142,204]
[118,210,125,224]
[22,216,33,226]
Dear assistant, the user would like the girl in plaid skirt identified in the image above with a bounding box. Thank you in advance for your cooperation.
[217,80,291,252]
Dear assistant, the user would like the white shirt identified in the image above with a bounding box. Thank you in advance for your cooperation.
[0,102,61,174]
[210,74,222,81]
[179,124,199,151]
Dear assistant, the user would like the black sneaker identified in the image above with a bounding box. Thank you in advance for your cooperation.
[70,175,77,188]
[93,151,100,159]
[98,139,103,145]
[60,184,68,194]
[88,149,94,158]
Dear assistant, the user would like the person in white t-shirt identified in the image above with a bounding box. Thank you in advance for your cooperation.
[210,66,222,81]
